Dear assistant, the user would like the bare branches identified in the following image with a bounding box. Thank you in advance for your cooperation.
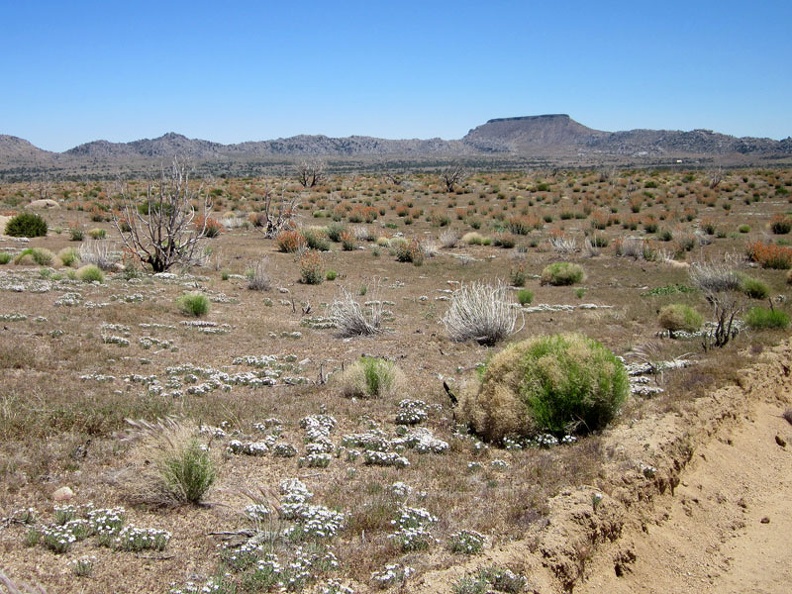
[440,164,466,193]
[255,184,301,238]
[113,159,211,273]
[295,159,326,188]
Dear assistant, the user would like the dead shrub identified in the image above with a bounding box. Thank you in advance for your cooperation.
[330,287,385,337]
[442,281,521,346]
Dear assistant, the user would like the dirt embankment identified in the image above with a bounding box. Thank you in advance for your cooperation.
[414,340,792,594]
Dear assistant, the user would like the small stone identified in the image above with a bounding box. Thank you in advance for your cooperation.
[774,434,786,448]
[760,516,770,524]
[52,486,74,502]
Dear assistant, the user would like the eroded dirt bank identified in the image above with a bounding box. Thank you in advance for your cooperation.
[415,340,792,594]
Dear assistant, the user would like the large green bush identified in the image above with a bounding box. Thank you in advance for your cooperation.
[540,262,585,286]
[744,306,790,330]
[5,212,48,238]
[460,333,628,442]
[658,304,703,335]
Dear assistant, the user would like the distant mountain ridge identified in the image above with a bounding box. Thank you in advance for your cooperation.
[1,115,790,178]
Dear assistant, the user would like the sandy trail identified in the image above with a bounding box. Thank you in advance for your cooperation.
[578,399,792,594]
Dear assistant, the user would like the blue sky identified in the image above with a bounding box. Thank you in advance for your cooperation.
[2,1,790,152]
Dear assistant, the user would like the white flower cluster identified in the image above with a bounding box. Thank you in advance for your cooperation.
[299,414,337,468]
[79,373,116,382]
[393,428,449,454]
[69,555,96,577]
[298,453,332,468]
[227,439,272,456]
[138,336,174,350]
[272,442,298,458]
[39,522,79,553]
[169,578,224,594]
[319,578,355,594]
[244,503,271,521]
[114,525,171,552]
[395,399,429,425]
[341,430,389,452]
[0,313,27,321]
[363,450,410,468]
[55,292,82,306]
[222,539,263,571]
[87,506,126,545]
[389,506,437,552]
[278,479,345,539]
[253,417,283,433]
[232,354,279,367]
[448,529,486,554]
[389,481,413,499]
[371,564,414,589]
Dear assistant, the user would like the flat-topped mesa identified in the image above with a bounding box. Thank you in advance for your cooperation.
[462,114,605,153]
[484,114,573,124]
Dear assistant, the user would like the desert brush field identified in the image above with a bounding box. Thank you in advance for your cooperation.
[1,166,791,593]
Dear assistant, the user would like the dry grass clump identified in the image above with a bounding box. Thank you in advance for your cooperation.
[460,333,629,442]
[442,281,520,346]
[336,356,406,399]
[689,259,741,293]
[119,418,216,507]
[78,239,116,270]
[247,258,272,291]
[330,287,385,337]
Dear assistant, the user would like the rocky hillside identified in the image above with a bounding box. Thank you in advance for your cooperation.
[1,115,790,178]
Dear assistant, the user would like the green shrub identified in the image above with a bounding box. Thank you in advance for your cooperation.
[0,252,11,265]
[540,262,585,286]
[298,250,324,285]
[69,226,84,241]
[325,269,338,281]
[77,264,104,283]
[58,247,80,267]
[393,239,424,265]
[744,307,790,330]
[5,212,48,237]
[460,333,629,442]
[658,304,703,335]
[740,275,770,299]
[88,228,106,240]
[325,222,347,242]
[177,293,210,317]
[160,438,216,504]
[301,226,331,251]
[738,224,751,234]
[15,247,55,266]
[338,356,405,399]
[770,215,792,235]
[516,289,534,306]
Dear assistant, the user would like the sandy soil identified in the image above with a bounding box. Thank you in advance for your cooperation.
[409,340,792,594]
[578,397,792,594]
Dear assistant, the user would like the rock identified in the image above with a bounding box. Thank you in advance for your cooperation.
[52,486,74,502]
[774,434,786,448]
[760,516,770,524]
[29,199,60,209]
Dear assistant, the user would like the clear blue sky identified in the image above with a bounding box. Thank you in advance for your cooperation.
[2,1,790,152]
